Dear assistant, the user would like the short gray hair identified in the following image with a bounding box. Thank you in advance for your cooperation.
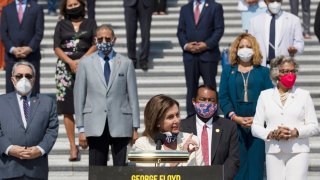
[269,56,299,83]
[11,60,36,77]
[96,24,115,37]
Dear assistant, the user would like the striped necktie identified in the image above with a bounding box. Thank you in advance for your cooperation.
[22,96,29,121]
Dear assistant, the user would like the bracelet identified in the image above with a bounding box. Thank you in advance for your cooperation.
[228,112,235,119]
[231,114,237,121]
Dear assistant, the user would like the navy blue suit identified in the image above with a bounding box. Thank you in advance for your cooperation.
[1,0,44,95]
[177,0,224,116]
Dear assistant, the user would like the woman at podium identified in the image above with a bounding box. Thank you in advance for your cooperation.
[133,94,204,166]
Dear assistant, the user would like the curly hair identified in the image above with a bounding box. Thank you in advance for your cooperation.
[229,33,263,66]
[269,56,299,83]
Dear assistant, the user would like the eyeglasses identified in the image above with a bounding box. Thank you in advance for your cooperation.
[279,69,298,74]
[14,73,33,80]
[96,37,114,43]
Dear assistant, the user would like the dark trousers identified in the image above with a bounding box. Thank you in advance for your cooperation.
[87,121,130,166]
[4,176,45,180]
[154,0,166,13]
[124,0,153,62]
[47,0,57,13]
[290,0,310,34]
[86,0,96,20]
[183,58,218,117]
[5,59,40,95]
[234,126,265,180]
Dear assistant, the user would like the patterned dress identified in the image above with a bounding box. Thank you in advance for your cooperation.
[54,18,96,114]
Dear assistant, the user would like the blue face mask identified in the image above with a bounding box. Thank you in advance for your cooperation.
[96,41,113,54]
[163,132,178,144]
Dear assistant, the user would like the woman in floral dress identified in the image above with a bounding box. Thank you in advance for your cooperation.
[54,0,97,161]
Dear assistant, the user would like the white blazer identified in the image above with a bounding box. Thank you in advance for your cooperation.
[133,132,204,166]
[248,11,304,66]
[237,0,266,11]
[252,87,319,154]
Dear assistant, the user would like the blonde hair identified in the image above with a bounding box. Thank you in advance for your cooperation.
[229,33,263,66]
[143,95,179,140]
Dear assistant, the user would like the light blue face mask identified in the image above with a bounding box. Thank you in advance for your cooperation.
[96,41,113,54]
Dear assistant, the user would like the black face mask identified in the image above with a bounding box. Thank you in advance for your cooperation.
[65,5,84,20]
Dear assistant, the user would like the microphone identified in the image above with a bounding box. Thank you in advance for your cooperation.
[154,132,166,150]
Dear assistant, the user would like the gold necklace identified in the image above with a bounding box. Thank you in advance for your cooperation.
[241,70,251,102]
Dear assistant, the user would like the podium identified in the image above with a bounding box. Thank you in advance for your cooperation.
[128,150,189,166]
[89,150,224,180]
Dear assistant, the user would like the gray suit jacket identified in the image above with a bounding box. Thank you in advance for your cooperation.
[249,11,304,66]
[0,92,59,179]
[74,51,140,138]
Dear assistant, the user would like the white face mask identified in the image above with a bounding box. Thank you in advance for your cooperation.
[237,48,253,62]
[15,77,33,95]
[268,2,281,15]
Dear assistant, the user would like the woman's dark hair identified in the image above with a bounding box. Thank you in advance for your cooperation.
[59,0,86,20]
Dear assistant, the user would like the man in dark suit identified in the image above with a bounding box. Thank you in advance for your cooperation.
[123,0,153,70]
[180,85,239,180]
[0,61,59,179]
[177,0,224,117]
[1,0,44,95]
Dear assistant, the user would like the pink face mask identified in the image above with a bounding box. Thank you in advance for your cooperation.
[279,73,296,89]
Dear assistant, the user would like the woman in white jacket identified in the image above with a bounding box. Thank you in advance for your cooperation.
[252,56,319,180]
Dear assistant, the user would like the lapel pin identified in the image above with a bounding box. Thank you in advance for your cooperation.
[231,71,235,74]
[215,129,220,133]
[205,3,208,7]
[27,4,31,8]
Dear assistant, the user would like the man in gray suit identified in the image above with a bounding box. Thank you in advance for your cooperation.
[0,61,59,179]
[74,25,140,166]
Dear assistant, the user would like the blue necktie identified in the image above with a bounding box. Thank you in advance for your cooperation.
[104,56,111,85]
[268,15,276,64]
[22,96,29,121]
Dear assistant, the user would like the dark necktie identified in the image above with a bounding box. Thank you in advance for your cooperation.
[268,15,276,64]
[194,0,201,25]
[104,56,111,85]
[201,124,209,166]
[18,0,23,23]
[22,96,29,121]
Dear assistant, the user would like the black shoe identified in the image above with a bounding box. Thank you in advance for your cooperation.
[140,61,148,71]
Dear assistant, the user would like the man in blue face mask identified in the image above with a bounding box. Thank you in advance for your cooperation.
[74,24,140,167]
[180,85,240,180]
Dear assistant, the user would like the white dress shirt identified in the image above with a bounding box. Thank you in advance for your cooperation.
[196,116,213,165]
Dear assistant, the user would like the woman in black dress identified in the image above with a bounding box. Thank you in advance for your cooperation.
[54,0,97,161]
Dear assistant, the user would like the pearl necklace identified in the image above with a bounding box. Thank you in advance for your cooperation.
[280,92,288,105]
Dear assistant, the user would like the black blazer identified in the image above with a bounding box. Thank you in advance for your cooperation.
[180,115,240,180]
[0,0,44,62]
[177,0,224,62]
